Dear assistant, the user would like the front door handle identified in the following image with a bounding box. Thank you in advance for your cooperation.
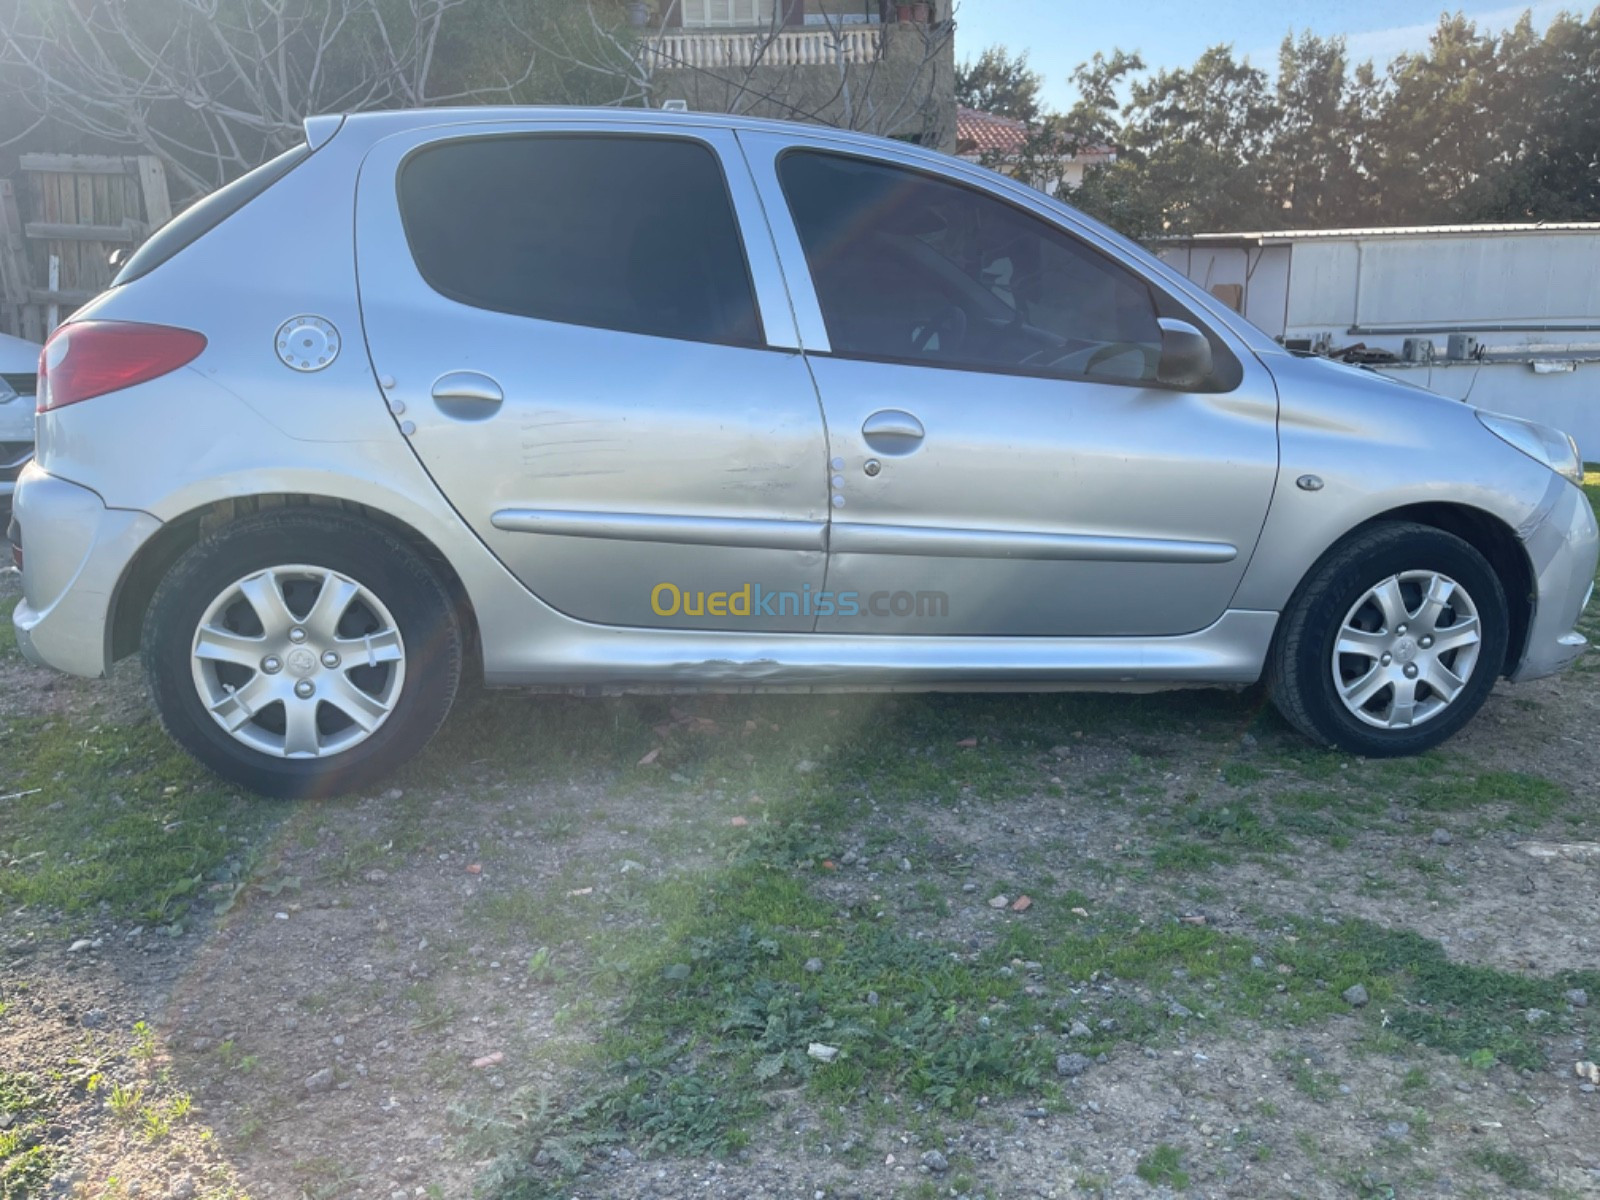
[861,409,925,456]
[430,370,503,421]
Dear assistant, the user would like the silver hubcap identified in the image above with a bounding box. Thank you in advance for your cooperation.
[190,565,406,759]
[1331,570,1482,730]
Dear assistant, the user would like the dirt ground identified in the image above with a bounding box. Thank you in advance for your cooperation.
[2,563,1598,1200]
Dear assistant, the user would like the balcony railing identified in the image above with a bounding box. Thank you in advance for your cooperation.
[642,26,883,70]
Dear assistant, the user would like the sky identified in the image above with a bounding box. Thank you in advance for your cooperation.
[954,0,1579,109]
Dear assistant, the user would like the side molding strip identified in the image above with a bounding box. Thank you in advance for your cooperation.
[829,522,1238,563]
[491,508,827,551]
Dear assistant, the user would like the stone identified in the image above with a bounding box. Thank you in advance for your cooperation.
[807,1043,839,1063]
[1430,828,1453,845]
[1055,1053,1091,1078]
[1343,984,1370,1008]
[920,1150,949,1173]
[304,1067,335,1094]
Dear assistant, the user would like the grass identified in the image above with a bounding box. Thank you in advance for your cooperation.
[468,742,1599,1196]
[0,1069,57,1200]
[1136,1144,1189,1189]
[1467,1146,1539,1190]
[0,715,282,926]
[0,595,16,657]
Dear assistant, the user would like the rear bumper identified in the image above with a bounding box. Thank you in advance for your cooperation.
[1509,476,1598,682]
[10,463,161,678]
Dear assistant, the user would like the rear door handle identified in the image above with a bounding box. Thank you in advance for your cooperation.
[430,371,503,421]
[862,409,925,455]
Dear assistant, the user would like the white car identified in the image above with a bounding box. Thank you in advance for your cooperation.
[0,330,40,529]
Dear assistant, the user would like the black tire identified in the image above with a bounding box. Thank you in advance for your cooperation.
[1267,521,1509,757]
[143,509,462,798]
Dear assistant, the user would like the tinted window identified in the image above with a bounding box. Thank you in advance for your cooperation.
[115,144,311,286]
[400,136,762,347]
[780,151,1205,386]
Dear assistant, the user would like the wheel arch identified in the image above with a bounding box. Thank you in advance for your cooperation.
[109,494,480,667]
[1308,502,1534,676]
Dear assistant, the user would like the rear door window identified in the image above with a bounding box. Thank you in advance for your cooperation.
[398,135,763,348]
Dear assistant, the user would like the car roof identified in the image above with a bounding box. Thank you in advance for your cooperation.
[0,330,40,372]
[321,106,933,159]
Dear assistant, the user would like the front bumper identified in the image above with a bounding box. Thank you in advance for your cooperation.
[10,463,161,678]
[1509,475,1599,682]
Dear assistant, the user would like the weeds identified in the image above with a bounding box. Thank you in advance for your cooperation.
[1136,1144,1189,1189]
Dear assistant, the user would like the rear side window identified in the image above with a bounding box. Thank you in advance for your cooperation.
[398,135,762,348]
[115,145,311,286]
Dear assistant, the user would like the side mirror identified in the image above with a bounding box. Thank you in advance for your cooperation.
[1156,318,1213,390]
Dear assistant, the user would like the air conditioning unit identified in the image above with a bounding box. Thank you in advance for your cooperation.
[1402,338,1436,364]
[660,99,689,112]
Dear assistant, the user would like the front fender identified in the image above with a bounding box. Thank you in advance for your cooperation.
[1234,355,1556,613]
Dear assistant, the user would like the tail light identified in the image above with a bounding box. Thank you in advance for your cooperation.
[39,321,207,413]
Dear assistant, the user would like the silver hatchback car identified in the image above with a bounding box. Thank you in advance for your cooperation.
[10,108,1597,797]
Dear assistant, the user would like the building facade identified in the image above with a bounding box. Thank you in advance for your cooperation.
[637,0,956,151]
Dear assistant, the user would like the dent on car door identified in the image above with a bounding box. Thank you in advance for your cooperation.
[738,136,1280,637]
[355,127,830,632]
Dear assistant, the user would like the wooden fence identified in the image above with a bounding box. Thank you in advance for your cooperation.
[0,154,172,342]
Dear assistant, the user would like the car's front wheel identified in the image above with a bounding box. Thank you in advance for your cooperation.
[143,509,463,797]
[1267,521,1510,757]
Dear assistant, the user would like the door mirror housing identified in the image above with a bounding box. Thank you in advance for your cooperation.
[1156,318,1214,390]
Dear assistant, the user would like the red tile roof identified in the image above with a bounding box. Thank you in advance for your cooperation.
[956,106,1029,157]
[955,106,1116,161]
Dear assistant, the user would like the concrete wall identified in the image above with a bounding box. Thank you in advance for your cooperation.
[648,22,957,151]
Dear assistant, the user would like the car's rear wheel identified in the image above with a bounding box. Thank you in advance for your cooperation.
[143,509,462,798]
[1267,521,1509,757]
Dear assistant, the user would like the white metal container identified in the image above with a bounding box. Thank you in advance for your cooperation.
[1159,224,1600,460]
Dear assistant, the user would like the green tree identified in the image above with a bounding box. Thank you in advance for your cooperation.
[1111,45,1282,234]
[1268,32,1370,226]
[956,45,1043,120]
[1358,13,1507,220]
[1463,10,1600,220]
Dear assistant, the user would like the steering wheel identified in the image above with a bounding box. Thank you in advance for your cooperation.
[911,306,968,355]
